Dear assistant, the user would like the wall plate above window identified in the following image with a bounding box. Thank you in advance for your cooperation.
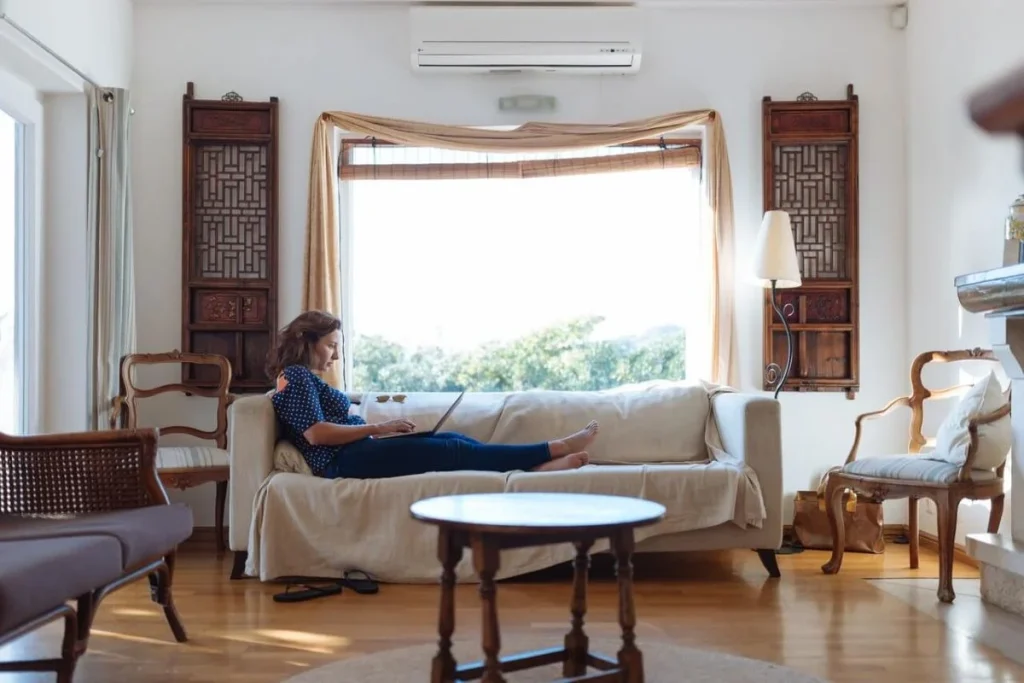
[498,95,557,112]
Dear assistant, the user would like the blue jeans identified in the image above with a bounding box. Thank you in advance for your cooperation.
[322,432,552,480]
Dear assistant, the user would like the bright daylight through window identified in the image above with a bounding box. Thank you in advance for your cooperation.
[0,109,21,433]
[347,143,701,393]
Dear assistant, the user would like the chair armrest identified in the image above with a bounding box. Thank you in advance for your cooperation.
[711,393,782,536]
[843,396,912,465]
[0,428,167,515]
[228,394,278,552]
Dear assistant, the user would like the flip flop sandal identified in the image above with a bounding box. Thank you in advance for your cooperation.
[272,580,344,603]
[342,570,379,595]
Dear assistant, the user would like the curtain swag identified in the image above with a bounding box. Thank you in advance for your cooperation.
[303,109,737,388]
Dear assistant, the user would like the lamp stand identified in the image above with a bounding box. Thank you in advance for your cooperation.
[766,279,795,399]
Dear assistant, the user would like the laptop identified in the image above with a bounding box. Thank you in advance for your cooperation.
[373,392,466,440]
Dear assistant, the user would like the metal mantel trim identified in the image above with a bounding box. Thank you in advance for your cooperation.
[956,264,1024,314]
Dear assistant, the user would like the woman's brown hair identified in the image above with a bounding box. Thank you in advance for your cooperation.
[266,310,341,378]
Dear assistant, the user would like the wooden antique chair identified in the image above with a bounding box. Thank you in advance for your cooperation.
[820,349,1010,603]
[112,351,233,552]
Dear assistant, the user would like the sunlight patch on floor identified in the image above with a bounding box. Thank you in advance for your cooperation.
[211,629,351,654]
[110,608,160,618]
[89,629,222,653]
[256,629,351,649]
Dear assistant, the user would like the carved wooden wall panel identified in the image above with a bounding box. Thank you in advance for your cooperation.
[763,85,859,397]
[182,83,278,393]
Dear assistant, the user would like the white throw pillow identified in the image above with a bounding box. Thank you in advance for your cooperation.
[931,371,1011,472]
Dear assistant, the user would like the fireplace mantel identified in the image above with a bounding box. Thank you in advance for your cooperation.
[957,264,1024,315]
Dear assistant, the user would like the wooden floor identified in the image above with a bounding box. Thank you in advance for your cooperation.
[1,540,1021,682]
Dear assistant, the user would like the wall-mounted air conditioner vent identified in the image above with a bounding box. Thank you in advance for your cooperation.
[410,7,644,75]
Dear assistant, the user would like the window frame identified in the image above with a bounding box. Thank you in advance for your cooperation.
[337,135,704,393]
[0,71,43,435]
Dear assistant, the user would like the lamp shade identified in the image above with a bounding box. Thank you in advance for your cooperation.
[751,210,802,288]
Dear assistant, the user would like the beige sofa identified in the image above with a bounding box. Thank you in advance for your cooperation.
[227,381,783,583]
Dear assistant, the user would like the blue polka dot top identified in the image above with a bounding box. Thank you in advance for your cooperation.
[271,364,366,476]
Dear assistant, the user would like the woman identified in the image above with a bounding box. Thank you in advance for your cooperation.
[267,310,599,479]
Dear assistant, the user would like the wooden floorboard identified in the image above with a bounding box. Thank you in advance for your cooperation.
[0,541,1020,682]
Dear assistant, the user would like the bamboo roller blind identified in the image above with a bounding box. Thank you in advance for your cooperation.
[339,139,701,181]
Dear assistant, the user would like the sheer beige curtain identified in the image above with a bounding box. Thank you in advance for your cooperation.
[303,109,738,388]
[86,86,136,429]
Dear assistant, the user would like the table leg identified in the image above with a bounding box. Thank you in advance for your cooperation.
[432,529,463,683]
[564,539,594,677]
[471,534,505,683]
[612,528,644,683]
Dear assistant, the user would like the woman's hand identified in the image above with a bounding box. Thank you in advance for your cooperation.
[376,419,417,435]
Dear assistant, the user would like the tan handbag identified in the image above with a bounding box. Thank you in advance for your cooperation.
[792,468,885,554]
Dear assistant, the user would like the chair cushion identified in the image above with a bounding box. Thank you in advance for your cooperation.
[157,446,229,470]
[933,371,1011,471]
[0,535,124,634]
[843,455,999,484]
[0,504,194,569]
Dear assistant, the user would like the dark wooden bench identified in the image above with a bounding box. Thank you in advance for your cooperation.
[0,428,194,682]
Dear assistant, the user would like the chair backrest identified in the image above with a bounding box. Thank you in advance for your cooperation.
[114,351,233,450]
[906,348,1003,453]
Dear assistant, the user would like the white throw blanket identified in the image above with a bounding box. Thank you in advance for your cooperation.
[244,381,765,583]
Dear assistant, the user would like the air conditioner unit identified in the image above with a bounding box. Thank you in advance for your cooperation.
[410,7,643,75]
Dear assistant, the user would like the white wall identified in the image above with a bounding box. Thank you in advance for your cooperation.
[906,0,1024,543]
[42,92,89,433]
[0,0,132,88]
[130,3,908,526]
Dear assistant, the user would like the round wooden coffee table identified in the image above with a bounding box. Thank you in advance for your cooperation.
[410,492,666,683]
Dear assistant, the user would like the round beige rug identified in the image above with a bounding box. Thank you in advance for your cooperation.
[282,636,828,682]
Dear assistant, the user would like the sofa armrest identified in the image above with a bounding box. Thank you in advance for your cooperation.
[228,395,278,552]
[711,393,783,540]
[0,428,167,514]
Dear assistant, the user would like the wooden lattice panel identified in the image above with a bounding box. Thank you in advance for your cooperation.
[772,143,849,279]
[193,144,270,279]
[762,86,859,397]
[182,83,279,393]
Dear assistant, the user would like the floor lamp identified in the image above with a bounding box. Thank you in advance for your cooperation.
[752,210,802,399]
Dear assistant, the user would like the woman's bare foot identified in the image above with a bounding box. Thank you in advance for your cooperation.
[549,420,600,458]
[531,451,590,473]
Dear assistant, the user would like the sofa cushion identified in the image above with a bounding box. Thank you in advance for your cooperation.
[157,446,229,470]
[352,384,711,466]
[356,392,511,444]
[494,383,710,465]
[0,504,194,569]
[842,455,999,484]
[0,535,124,634]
